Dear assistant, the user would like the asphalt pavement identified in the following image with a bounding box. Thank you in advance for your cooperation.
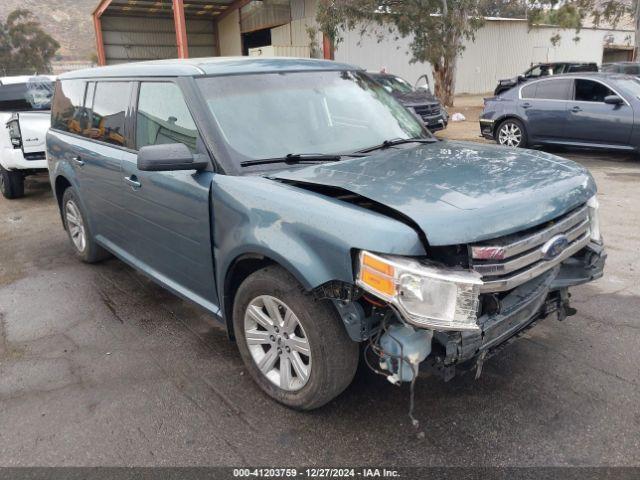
[0,151,638,466]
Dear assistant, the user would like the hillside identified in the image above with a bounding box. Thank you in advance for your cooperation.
[0,0,96,61]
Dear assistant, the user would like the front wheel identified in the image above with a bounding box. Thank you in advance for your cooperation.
[233,266,359,410]
[496,118,527,148]
[0,166,25,199]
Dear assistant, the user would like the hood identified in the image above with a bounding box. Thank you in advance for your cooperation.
[16,111,50,154]
[270,141,595,246]
[390,89,439,106]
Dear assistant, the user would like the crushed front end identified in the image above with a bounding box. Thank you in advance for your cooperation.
[334,198,605,384]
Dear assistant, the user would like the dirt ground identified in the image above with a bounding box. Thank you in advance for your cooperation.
[1,102,640,466]
[436,94,488,143]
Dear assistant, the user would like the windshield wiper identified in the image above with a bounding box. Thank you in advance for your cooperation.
[240,153,343,168]
[356,137,438,154]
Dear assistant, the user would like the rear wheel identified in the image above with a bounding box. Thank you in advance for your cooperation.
[233,266,359,410]
[496,118,527,148]
[61,187,111,263]
[0,166,25,199]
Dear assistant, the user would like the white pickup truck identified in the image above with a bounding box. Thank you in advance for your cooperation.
[0,75,55,199]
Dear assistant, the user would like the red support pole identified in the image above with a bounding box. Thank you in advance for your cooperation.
[93,14,107,66]
[173,0,189,59]
[92,0,112,66]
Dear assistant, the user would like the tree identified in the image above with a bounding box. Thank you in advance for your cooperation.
[481,0,527,18]
[317,0,484,107]
[317,0,633,107]
[0,9,60,76]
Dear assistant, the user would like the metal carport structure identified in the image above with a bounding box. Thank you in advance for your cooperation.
[92,0,251,65]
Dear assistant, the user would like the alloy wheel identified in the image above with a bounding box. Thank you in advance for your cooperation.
[498,122,522,147]
[65,199,86,252]
[244,295,312,391]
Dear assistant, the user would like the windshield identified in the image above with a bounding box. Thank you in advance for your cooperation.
[372,75,414,94]
[0,77,54,112]
[614,77,640,98]
[196,71,427,166]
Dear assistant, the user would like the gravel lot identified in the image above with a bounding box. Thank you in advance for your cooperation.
[1,132,639,466]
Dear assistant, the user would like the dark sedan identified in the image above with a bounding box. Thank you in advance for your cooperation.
[480,73,640,151]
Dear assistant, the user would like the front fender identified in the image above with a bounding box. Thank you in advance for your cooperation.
[212,174,426,304]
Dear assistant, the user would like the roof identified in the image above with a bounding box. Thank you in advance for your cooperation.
[94,0,237,19]
[543,72,637,81]
[534,62,597,66]
[59,57,361,80]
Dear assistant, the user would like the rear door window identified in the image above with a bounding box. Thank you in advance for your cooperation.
[521,79,571,100]
[51,80,86,133]
[90,82,130,147]
[533,79,571,100]
[574,79,614,102]
[136,82,198,152]
[521,83,537,99]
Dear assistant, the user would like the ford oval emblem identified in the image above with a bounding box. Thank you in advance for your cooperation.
[541,234,570,261]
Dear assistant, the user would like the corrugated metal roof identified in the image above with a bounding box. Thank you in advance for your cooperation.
[101,0,237,19]
[59,56,361,79]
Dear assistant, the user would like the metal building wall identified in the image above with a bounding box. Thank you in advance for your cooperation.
[333,20,635,95]
[101,15,217,65]
[218,9,242,56]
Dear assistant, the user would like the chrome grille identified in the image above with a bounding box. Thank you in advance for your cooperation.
[470,205,590,293]
[413,104,441,119]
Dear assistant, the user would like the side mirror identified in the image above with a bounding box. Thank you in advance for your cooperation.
[604,95,624,105]
[137,143,208,172]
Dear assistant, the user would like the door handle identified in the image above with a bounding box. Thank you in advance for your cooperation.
[124,176,141,189]
[571,106,582,113]
[522,102,532,109]
[71,155,84,166]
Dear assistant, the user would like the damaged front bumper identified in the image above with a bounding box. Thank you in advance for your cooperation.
[479,118,495,140]
[426,242,606,380]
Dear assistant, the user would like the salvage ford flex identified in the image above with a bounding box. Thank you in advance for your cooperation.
[47,58,605,410]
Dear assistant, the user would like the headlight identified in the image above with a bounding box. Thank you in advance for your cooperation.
[587,195,602,243]
[356,251,482,331]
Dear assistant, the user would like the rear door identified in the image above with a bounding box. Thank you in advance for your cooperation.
[565,78,633,146]
[79,81,132,246]
[118,80,217,310]
[518,78,572,142]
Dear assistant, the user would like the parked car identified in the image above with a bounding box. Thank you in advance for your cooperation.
[601,62,640,74]
[368,72,448,131]
[494,62,598,95]
[481,72,639,150]
[0,75,55,199]
[47,58,605,410]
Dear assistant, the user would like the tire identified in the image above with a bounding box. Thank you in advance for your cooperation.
[496,118,528,148]
[0,165,25,199]
[233,266,359,410]
[61,187,111,263]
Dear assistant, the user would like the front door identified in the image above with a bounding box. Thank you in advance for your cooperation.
[565,78,634,146]
[518,78,572,142]
[119,80,217,311]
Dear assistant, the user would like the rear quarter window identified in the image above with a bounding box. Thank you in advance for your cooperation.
[51,80,87,132]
